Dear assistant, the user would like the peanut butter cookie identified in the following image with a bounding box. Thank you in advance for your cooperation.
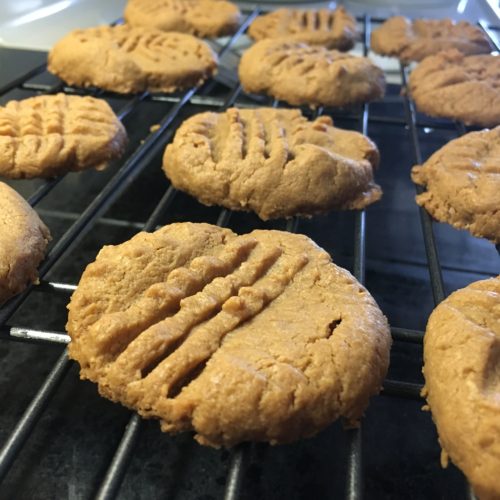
[422,276,500,500]
[48,25,217,94]
[163,108,382,220]
[239,39,385,108]
[371,16,492,63]
[0,182,51,305]
[248,7,358,50]
[412,126,500,243]
[67,222,391,447]
[0,94,127,178]
[124,0,241,38]
[408,49,500,127]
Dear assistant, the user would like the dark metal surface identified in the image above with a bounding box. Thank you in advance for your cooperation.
[0,11,498,500]
[399,65,446,306]
[94,415,142,500]
[0,350,71,481]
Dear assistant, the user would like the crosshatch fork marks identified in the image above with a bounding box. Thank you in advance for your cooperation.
[116,250,308,409]
[163,107,382,221]
[0,93,127,178]
[98,241,285,402]
[67,224,391,447]
[211,108,301,165]
[247,7,357,51]
[48,25,217,94]
[80,235,260,372]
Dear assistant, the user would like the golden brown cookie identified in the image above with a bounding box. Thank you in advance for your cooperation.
[239,39,386,108]
[0,182,51,305]
[67,222,391,447]
[371,16,492,63]
[412,126,500,244]
[163,108,382,220]
[48,25,217,94]
[124,0,241,38]
[422,276,500,500]
[408,49,500,127]
[0,94,127,179]
[247,7,358,50]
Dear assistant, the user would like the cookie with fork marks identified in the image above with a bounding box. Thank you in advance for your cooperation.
[67,222,391,447]
[0,93,127,179]
[163,107,382,220]
[239,39,385,108]
[412,126,500,243]
[48,25,217,94]
[422,276,500,500]
[124,0,241,38]
[408,50,500,127]
[248,7,358,50]
[371,16,492,63]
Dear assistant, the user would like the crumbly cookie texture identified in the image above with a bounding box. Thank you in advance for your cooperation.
[48,25,217,94]
[423,276,500,500]
[0,182,51,305]
[163,108,382,220]
[412,127,500,243]
[239,39,385,108]
[67,222,391,448]
[124,0,241,38]
[0,94,127,179]
[248,7,358,50]
[371,16,492,63]
[408,49,500,127]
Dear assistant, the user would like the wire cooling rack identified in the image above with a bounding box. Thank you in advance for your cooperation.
[0,10,498,500]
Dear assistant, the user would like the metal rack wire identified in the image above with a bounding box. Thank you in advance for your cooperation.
[0,10,498,500]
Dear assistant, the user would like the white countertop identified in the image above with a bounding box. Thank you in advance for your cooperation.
[0,0,127,50]
[0,0,498,51]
